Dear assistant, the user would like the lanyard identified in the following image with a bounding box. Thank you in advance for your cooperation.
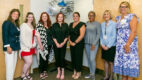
[105,27,106,35]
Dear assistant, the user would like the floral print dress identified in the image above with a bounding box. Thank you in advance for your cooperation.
[113,14,140,77]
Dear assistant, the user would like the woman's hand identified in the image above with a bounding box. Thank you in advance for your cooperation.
[101,45,109,50]
[124,43,131,53]
[91,44,95,51]
[40,45,44,51]
[69,40,75,46]
[56,42,61,48]
[101,45,106,49]
[7,46,12,54]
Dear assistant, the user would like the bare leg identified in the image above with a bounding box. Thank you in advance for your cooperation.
[109,62,114,80]
[72,70,77,78]
[122,75,128,80]
[56,67,61,79]
[104,60,109,79]
[21,55,33,78]
[128,76,133,80]
[60,68,64,80]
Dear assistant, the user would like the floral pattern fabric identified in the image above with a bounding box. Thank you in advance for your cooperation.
[113,14,140,77]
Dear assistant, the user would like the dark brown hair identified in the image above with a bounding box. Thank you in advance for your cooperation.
[7,9,20,27]
[25,12,36,29]
[39,12,51,28]
[73,12,80,17]
[56,12,65,23]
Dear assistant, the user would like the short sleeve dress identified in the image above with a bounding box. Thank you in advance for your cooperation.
[113,14,140,77]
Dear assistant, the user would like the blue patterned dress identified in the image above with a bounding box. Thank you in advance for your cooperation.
[113,14,140,77]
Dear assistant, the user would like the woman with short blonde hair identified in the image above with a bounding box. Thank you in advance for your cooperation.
[100,10,116,80]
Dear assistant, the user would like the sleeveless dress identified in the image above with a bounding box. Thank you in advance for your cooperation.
[21,30,35,56]
[113,14,140,77]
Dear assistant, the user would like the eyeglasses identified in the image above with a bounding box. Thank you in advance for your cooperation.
[120,6,128,8]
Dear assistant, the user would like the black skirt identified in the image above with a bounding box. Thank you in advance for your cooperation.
[102,46,116,62]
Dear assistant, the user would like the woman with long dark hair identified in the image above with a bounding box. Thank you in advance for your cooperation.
[20,12,43,80]
[2,8,20,80]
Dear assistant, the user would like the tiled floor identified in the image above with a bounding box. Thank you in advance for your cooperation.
[15,69,103,80]
[15,64,104,80]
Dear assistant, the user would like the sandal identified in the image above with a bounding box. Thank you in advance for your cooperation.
[21,76,27,80]
[40,73,45,80]
[26,75,32,80]
[43,71,48,78]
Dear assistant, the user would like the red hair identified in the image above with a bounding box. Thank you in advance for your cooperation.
[56,12,65,23]
[39,12,51,28]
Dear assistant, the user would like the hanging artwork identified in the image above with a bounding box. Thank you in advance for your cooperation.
[47,0,74,17]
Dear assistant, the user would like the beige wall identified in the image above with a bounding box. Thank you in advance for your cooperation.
[94,0,142,80]
[0,0,30,80]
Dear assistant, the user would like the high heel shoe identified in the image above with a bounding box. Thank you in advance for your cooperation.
[74,72,81,79]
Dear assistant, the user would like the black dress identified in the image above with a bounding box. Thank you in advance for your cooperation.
[69,22,86,72]
[52,23,69,68]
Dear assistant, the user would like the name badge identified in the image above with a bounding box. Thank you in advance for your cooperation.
[103,35,107,40]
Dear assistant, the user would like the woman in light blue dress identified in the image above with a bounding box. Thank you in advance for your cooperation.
[113,1,140,80]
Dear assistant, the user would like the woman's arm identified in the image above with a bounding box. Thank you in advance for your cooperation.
[2,21,12,53]
[74,25,86,43]
[124,16,138,53]
[35,31,43,51]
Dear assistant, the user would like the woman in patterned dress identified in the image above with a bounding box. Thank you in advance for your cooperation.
[36,12,54,79]
[113,1,140,80]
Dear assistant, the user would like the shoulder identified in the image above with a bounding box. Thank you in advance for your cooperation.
[94,21,101,25]
[52,23,58,26]
[2,20,12,26]
[116,15,121,21]
[3,20,11,24]
[69,22,73,27]
[128,13,139,22]
[110,20,116,24]
[36,23,43,28]
[63,23,68,26]
[101,22,105,26]
[79,22,86,27]
[20,23,27,29]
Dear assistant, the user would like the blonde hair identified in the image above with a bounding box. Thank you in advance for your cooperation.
[103,10,112,20]
[119,1,131,13]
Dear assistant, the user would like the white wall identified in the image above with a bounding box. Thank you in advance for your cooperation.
[30,0,94,67]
